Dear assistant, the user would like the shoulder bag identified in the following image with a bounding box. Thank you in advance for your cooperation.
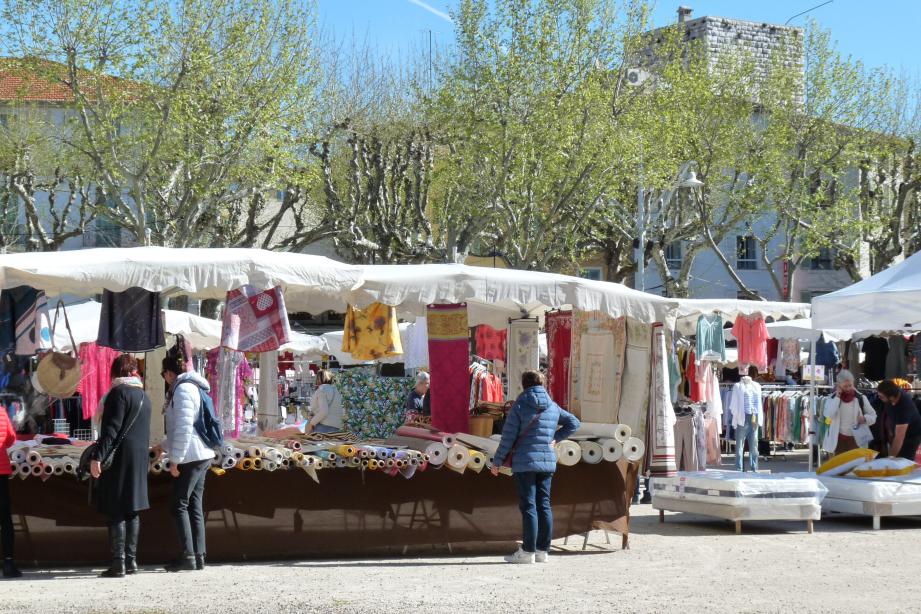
[35,300,82,399]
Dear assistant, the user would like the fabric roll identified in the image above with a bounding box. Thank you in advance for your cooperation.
[97,287,165,352]
[615,424,632,443]
[624,437,645,463]
[555,440,582,466]
[150,461,163,475]
[221,456,237,470]
[425,442,447,466]
[395,426,448,442]
[578,330,617,423]
[454,433,500,455]
[399,464,418,479]
[600,439,623,462]
[620,318,652,438]
[573,423,629,440]
[466,449,486,473]
[335,444,358,458]
[62,457,76,474]
[10,449,27,464]
[404,316,430,369]
[27,450,42,465]
[578,441,603,465]
[426,304,471,435]
[507,319,540,400]
[447,444,469,470]
[646,325,677,477]
[545,310,572,409]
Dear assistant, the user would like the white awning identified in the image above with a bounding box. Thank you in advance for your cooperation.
[672,298,810,336]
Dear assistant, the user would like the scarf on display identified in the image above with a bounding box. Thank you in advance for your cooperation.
[646,325,677,478]
[426,304,470,435]
[507,319,540,400]
[76,343,122,420]
[545,311,572,409]
[221,285,291,353]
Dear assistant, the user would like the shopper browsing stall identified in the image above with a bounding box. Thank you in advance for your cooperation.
[305,370,345,434]
[160,342,215,572]
[492,370,580,565]
[0,399,20,578]
[90,355,152,579]
[822,370,877,455]
[877,380,921,461]
[405,371,431,415]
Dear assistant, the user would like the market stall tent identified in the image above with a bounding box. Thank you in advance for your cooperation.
[673,298,810,336]
[812,250,921,331]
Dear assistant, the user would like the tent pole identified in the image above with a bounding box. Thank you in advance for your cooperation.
[808,338,817,472]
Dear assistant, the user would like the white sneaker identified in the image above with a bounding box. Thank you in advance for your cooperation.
[503,548,535,564]
[535,550,549,563]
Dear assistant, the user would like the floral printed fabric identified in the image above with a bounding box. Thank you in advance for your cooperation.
[342,303,403,361]
[335,368,413,439]
[221,285,291,353]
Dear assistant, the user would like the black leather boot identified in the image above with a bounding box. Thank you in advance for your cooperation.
[164,555,196,572]
[99,522,126,578]
[195,554,206,571]
[2,557,22,578]
[124,516,139,575]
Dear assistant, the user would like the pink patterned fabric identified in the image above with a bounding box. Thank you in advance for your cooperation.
[426,304,470,434]
[545,311,572,409]
[206,347,253,438]
[221,285,291,353]
[76,342,121,420]
[474,325,507,361]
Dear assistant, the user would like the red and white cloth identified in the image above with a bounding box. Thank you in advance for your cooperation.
[221,285,291,353]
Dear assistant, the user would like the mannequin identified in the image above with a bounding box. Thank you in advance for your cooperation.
[729,366,763,472]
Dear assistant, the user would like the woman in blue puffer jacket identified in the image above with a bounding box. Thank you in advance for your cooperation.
[492,370,580,564]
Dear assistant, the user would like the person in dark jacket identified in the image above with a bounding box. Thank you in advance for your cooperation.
[492,370,580,564]
[90,354,152,578]
[0,399,21,578]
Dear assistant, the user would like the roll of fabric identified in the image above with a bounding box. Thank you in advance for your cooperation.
[624,437,645,462]
[446,444,468,473]
[221,456,237,470]
[9,463,20,477]
[335,444,358,458]
[555,440,582,466]
[239,457,255,471]
[578,441,604,465]
[62,457,76,474]
[266,460,280,471]
[600,439,624,463]
[30,463,43,477]
[349,456,361,467]
[615,424,632,444]
[455,433,500,455]
[27,450,42,466]
[149,449,160,461]
[162,460,172,472]
[52,461,65,476]
[466,449,486,473]
[17,465,28,480]
[425,442,447,466]
[286,440,302,451]
[399,464,418,479]
[368,459,379,470]
[263,449,283,464]
[253,458,265,470]
[10,449,27,464]
[246,446,263,458]
[395,426,449,443]
[573,423,628,440]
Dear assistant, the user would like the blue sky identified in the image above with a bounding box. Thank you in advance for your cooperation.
[318,0,921,74]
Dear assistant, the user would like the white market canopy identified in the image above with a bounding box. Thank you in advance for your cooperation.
[51,300,327,355]
[765,318,853,343]
[0,247,676,330]
[672,298,811,336]
[812,250,921,332]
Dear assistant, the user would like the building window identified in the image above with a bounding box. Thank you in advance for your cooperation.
[736,236,757,270]
[665,241,683,270]
[809,247,834,270]
[579,267,603,281]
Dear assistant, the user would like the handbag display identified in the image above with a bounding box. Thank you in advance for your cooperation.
[35,301,82,399]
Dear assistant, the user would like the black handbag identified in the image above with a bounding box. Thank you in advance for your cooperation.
[76,397,141,481]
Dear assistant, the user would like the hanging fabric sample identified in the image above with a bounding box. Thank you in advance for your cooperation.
[545,310,572,409]
[620,318,652,438]
[579,330,618,423]
[695,314,726,363]
[336,368,414,439]
[731,313,768,372]
[0,286,52,355]
[426,304,470,434]
[780,338,801,373]
[569,311,626,418]
[861,336,889,381]
[222,285,291,353]
[404,316,429,369]
[885,335,908,379]
[97,287,165,352]
[206,347,250,438]
[646,324,677,477]
[507,318,540,400]
[474,324,507,361]
[76,342,121,420]
[814,334,840,370]
[341,302,402,361]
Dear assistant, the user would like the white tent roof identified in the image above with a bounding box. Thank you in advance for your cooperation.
[0,247,363,313]
[672,298,810,336]
[812,251,921,331]
[351,263,675,328]
[764,318,853,343]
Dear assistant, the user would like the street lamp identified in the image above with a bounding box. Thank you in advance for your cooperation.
[679,171,704,189]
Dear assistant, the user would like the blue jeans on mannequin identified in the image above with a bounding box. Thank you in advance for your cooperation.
[735,416,759,472]
[514,472,553,553]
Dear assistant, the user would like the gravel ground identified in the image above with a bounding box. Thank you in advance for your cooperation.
[2,454,917,614]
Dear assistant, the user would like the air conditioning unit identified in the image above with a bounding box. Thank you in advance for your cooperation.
[626,68,651,86]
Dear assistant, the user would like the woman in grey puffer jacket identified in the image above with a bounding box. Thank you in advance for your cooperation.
[159,346,215,572]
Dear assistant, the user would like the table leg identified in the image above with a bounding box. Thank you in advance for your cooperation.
[735,520,742,535]
[658,510,665,523]
[873,516,881,531]
[807,520,814,534]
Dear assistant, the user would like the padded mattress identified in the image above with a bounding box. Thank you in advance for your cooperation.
[652,471,827,508]
[817,472,921,504]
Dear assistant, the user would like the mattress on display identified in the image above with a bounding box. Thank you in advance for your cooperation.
[816,471,921,504]
[652,471,828,508]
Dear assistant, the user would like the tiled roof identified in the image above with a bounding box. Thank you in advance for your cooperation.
[0,58,128,104]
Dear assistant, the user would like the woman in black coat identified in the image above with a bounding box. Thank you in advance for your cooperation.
[90,354,152,578]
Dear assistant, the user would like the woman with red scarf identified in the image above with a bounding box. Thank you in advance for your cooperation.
[822,369,877,454]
